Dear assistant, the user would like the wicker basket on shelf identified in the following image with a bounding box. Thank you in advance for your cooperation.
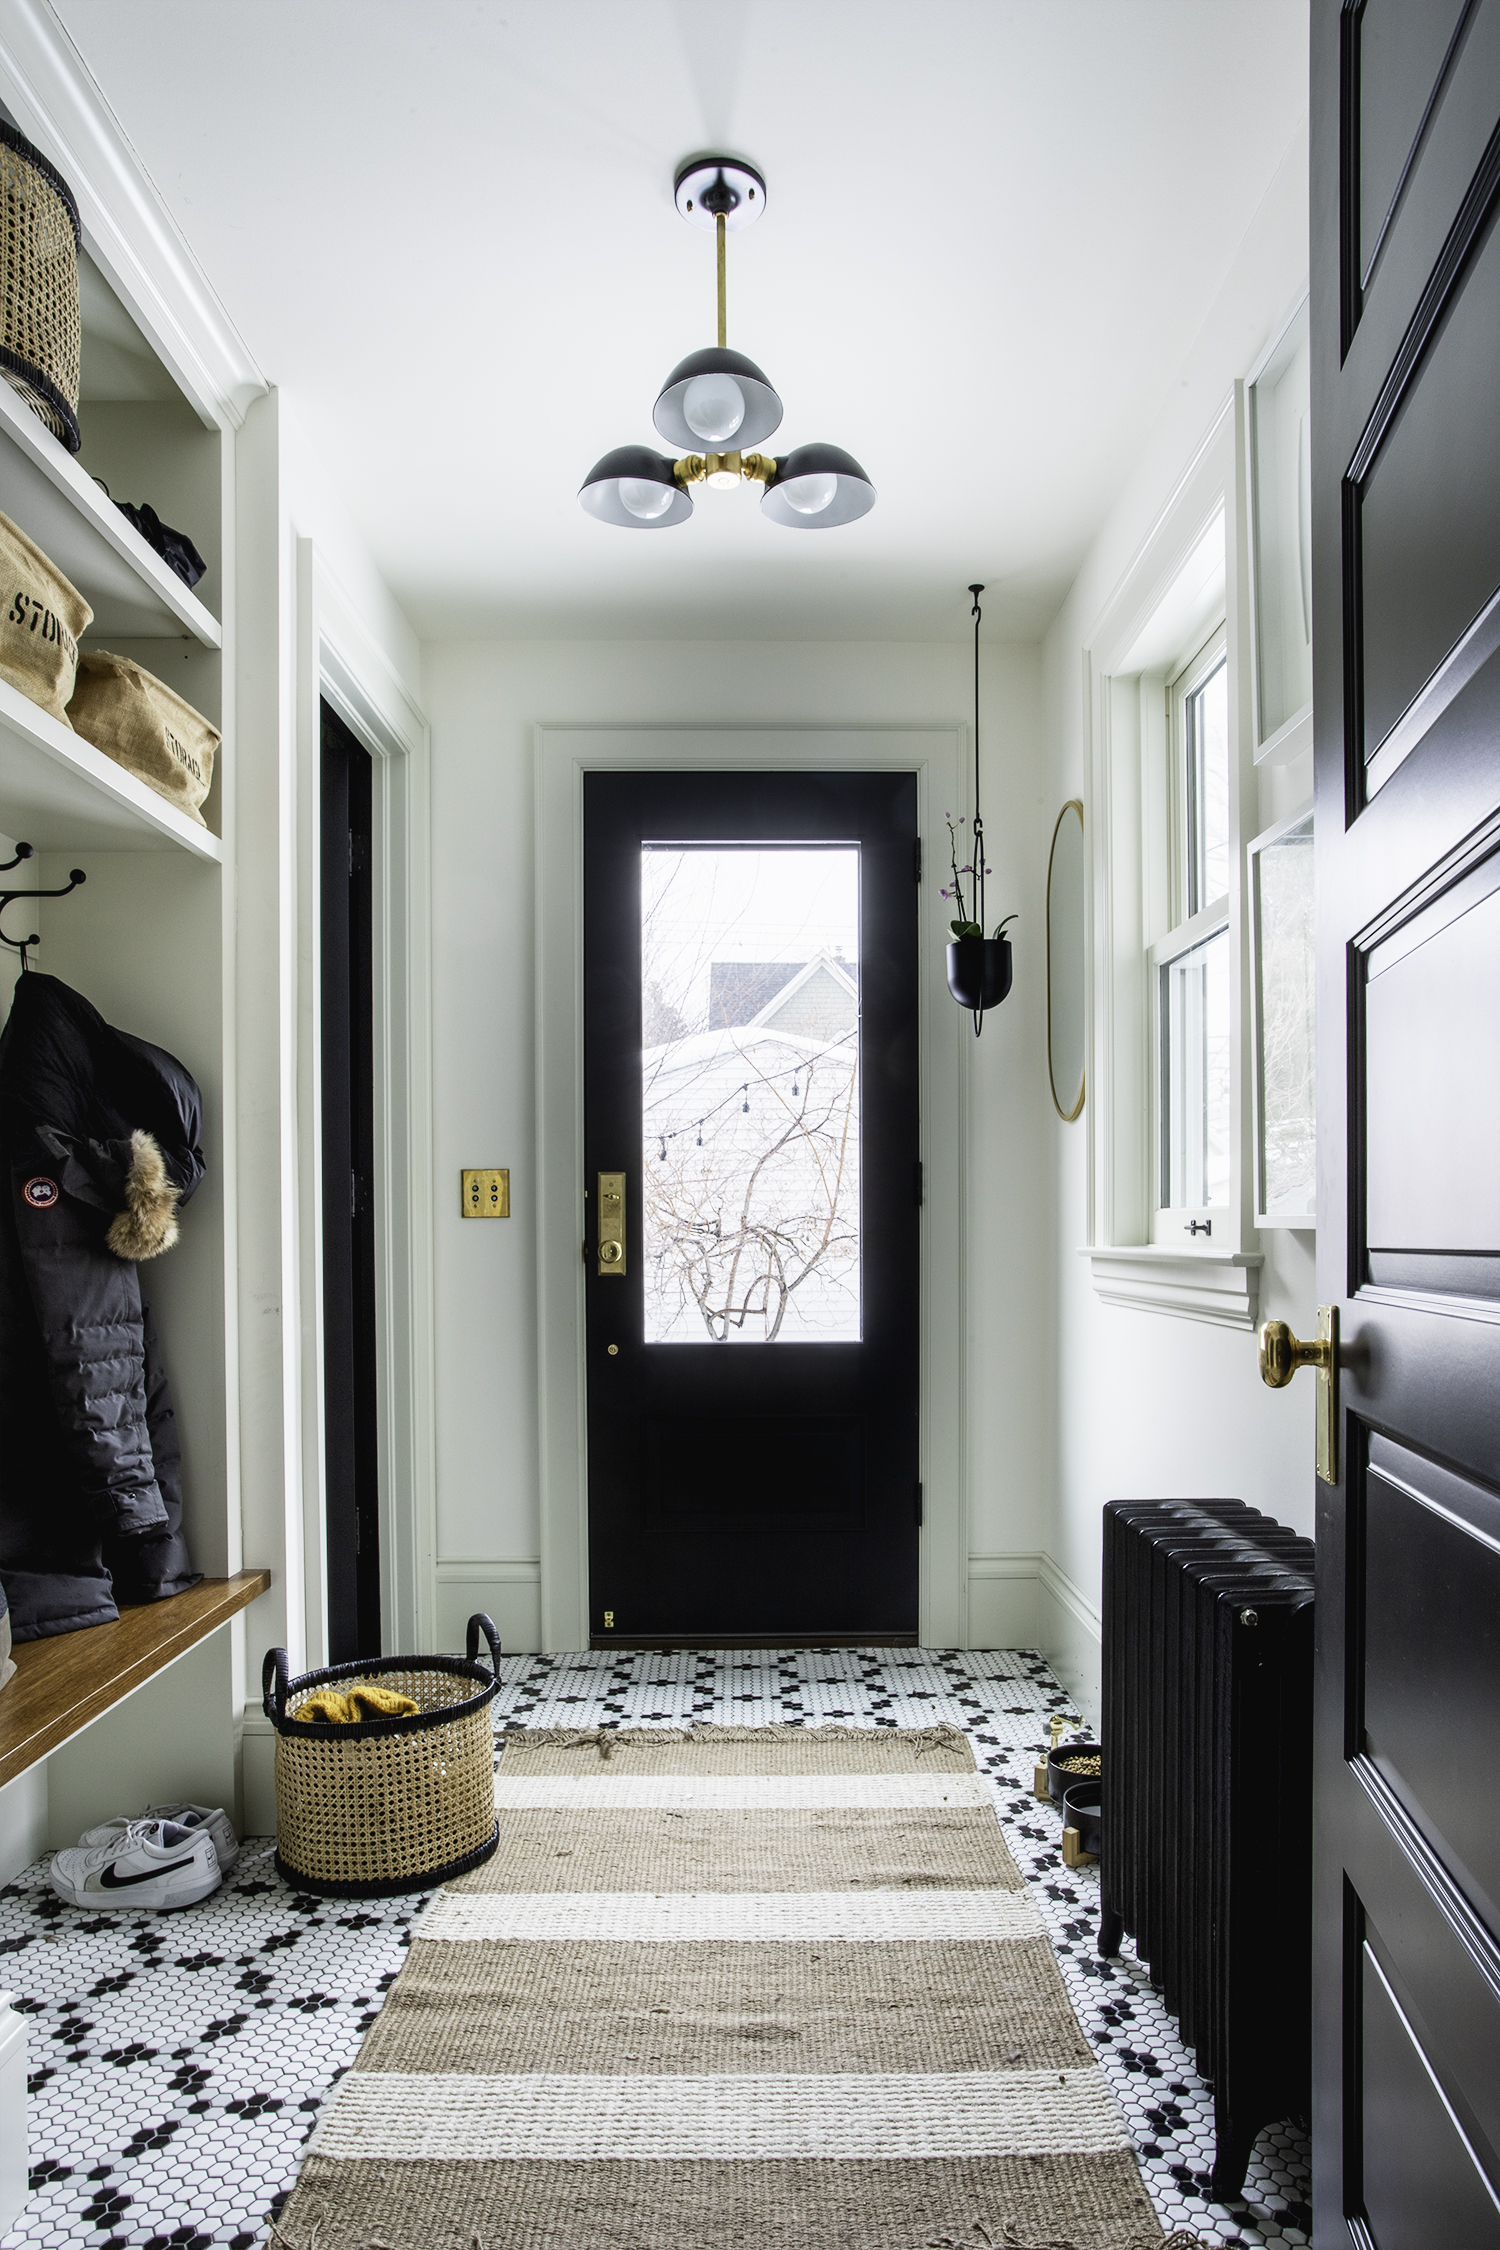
[0,122,82,452]
[261,1614,501,1898]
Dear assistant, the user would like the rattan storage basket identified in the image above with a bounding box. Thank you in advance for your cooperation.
[0,122,82,452]
[261,1615,501,1898]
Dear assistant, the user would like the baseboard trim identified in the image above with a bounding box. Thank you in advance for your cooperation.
[1037,1555,1103,1641]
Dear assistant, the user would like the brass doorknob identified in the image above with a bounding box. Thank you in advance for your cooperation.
[598,1239,623,1266]
[1259,1318,1331,1389]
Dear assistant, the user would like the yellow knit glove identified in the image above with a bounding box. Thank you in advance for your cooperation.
[294,1689,354,1723]
[345,1683,420,1720]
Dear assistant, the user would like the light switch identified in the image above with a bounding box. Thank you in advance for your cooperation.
[461,1168,510,1218]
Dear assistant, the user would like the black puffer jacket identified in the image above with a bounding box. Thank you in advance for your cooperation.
[0,973,206,1640]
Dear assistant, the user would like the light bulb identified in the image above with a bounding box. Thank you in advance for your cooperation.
[618,478,673,520]
[683,371,745,444]
[783,472,838,515]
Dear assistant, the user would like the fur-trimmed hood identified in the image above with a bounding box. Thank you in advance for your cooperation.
[106,1129,182,1260]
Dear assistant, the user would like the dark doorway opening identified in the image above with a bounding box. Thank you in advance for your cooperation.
[320,700,381,1661]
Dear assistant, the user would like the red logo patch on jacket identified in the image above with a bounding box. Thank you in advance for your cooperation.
[22,1175,59,1208]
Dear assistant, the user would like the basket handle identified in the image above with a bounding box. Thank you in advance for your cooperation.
[466,1613,502,1677]
[262,1646,291,1722]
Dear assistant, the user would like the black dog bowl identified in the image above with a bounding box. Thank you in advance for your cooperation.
[1048,1739,1102,1806]
[1062,1777,1102,1858]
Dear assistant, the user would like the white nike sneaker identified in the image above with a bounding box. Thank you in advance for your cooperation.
[79,1802,239,1873]
[50,1819,221,1910]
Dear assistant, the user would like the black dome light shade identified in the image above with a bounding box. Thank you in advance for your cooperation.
[761,442,876,529]
[578,444,692,529]
[653,346,783,452]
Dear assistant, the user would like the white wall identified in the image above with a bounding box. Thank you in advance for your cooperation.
[421,636,1052,1652]
[1041,124,1314,1718]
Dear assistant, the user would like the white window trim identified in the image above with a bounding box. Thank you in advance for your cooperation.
[1150,625,1230,1244]
[1082,392,1263,1328]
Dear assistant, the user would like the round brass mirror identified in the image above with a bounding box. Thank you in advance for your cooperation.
[1047,800,1086,1121]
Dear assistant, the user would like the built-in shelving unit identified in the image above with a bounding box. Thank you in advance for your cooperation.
[0,375,220,644]
[0,673,222,857]
[0,144,251,1890]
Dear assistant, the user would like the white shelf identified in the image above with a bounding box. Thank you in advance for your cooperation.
[0,673,222,860]
[0,381,221,647]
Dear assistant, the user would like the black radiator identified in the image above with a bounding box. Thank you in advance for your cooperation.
[1098,1497,1315,2199]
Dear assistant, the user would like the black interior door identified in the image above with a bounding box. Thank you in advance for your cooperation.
[583,769,920,1647]
[320,701,381,1662]
[1312,7,1500,2242]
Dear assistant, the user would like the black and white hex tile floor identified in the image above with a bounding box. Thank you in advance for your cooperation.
[0,1648,1310,2250]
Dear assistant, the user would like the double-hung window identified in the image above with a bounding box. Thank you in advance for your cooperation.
[1152,628,1230,1240]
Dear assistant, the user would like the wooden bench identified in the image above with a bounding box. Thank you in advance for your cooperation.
[0,1571,270,1788]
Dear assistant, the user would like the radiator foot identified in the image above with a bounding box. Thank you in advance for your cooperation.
[1209,2103,1257,2202]
[1097,1901,1124,1957]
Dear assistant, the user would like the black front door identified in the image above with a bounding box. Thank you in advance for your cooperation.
[1311,6,1500,2242]
[583,769,920,1647]
[320,701,380,1662]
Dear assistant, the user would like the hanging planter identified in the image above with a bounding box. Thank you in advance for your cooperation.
[941,585,1016,1035]
[946,929,1013,1011]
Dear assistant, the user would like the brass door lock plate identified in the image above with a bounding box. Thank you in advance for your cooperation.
[462,1168,509,1218]
[597,1171,625,1275]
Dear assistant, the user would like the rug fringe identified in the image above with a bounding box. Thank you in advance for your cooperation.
[498,1722,971,1759]
[923,2229,1214,2250]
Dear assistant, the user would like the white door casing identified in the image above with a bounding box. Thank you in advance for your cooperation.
[534,724,966,1654]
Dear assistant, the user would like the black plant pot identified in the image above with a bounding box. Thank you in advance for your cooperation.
[946,935,1013,1011]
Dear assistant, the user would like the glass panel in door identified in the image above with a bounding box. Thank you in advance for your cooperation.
[640,845,860,1343]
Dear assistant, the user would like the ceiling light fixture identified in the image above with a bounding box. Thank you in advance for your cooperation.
[579,155,875,533]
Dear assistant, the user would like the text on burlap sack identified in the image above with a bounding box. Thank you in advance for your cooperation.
[6,590,77,667]
[163,725,204,784]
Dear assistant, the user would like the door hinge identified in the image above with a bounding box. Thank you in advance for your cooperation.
[349,828,368,879]
[350,1169,359,1219]
[914,1161,924,1207]
[915,1482,924,1527]
[914,835,923,884]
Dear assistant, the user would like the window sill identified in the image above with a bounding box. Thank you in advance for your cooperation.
[1082,1245,1264,1330]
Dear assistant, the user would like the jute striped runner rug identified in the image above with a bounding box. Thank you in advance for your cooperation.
[279,1725,1172,2249]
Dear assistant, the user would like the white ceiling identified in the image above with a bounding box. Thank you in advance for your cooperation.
[54,0,1307,645]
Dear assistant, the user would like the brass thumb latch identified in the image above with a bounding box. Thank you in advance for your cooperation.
[1258,1304,1339,1485]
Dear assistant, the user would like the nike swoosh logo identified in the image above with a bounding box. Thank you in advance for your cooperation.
[98,1856,199,1888]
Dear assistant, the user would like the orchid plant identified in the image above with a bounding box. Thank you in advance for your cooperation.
[940,813,1018,942]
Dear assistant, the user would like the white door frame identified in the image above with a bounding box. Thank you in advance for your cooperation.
[295,540,436,1664]
[534,724,967,1653]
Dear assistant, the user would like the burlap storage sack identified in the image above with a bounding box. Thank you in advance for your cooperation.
[0,123,82,451]
[67,650,218,825]
[0,508,91,721]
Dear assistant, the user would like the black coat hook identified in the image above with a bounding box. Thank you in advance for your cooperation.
[0,854,86,971]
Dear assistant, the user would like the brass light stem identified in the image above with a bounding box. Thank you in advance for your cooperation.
[717,211,727,347]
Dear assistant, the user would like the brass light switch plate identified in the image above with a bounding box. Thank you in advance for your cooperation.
[597,1170,625,1275]
[462,1168,510,1218]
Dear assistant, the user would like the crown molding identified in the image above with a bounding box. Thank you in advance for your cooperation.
[0,0,266,428]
